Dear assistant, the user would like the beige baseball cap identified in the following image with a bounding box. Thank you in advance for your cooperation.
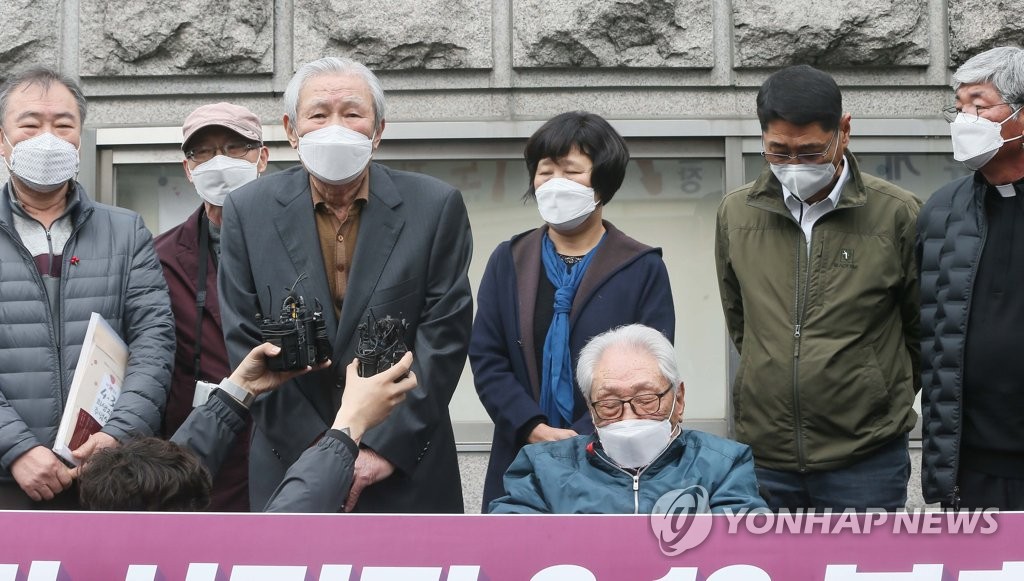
[181,102,262,150]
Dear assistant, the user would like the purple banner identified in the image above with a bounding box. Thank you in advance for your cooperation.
[0,510,1021,579]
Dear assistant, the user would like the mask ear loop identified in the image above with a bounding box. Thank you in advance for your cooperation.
[665,391,682,438]
[997,107,1024,146]
[823,129,842,175]
[1,133,15,173]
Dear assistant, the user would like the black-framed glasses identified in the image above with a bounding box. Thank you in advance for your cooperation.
[185,141,261,164]
[761,130,839,165]
[591,385,674,421]
[941,103,1015,123]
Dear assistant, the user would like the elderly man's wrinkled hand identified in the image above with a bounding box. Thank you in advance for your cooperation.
[10,446,74,502]
[344,447,395,512]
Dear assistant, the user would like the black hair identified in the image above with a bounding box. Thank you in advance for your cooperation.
[79,437,212,512]
[523,111,630,205]
[756,65,842,132]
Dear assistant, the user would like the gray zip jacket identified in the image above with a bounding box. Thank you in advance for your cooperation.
[172,390,358,512]
[0,181,174,481]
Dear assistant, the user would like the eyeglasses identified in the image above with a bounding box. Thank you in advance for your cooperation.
[941,103,1015,123]
[761,130,839,165]
[185,141,261,164]
[591,385,674,421]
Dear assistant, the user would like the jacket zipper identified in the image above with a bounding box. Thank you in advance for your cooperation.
[593,439,672,514]
[58,212,92,411]
[0,207,92,412]
[791,220,816,472]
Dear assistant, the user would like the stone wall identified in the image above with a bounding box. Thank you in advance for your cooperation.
[732,1,929,68]
[0,0,1021,125]
[513,0,713,68]
[0,0,61,74]
[79,0,274,76]
[294,0,492,70]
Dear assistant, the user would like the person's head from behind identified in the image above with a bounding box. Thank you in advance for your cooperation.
[79,437,211,511]
[576,324,684,469]
[757,65,851,203]
[523,111,630,233]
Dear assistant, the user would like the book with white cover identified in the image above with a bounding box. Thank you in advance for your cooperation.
[53,312,127,465]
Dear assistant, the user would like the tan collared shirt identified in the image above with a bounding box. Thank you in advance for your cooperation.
[311,179,369,315]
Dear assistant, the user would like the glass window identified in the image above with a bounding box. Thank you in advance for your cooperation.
[856,154,971,202]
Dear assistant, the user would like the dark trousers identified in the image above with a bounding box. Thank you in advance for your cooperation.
[755,435,910,512]
[0,481,81,510]
[951,467,1024,511]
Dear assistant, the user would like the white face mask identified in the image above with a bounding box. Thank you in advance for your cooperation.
[297,124,374,185]
[534,177,598,231]
[950,108,1023,171]
[595,397,677,469]
[189,155,259,206]
[769,137,841,204]
[4,132,80,193]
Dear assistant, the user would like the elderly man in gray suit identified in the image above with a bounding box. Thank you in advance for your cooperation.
[219,57,473,513]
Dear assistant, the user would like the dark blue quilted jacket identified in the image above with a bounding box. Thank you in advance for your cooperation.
[918,173,988,505]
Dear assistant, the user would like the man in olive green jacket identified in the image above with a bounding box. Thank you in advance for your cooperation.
[715,65,921,511]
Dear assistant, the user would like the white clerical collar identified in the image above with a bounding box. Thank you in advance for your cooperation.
[995,183,1017,198]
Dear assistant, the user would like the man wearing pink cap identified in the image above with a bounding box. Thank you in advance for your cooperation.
[154,102,269,511]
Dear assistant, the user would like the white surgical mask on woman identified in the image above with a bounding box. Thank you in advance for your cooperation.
[595,397,677,469]
[950,107,1024,170]
[189,155,259,206]
[534,177,598,231]
[297,125,374,185]
[4,132,80,192]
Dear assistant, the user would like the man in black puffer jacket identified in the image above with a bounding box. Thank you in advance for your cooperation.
[0,68,174,508]
[919,46,1024,509]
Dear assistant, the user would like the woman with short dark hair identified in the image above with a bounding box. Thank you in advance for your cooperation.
[470,111,676,510]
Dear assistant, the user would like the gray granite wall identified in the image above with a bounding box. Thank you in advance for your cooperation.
[1,0,61,74]
[79,0,274,76]
[0,0,1020,125]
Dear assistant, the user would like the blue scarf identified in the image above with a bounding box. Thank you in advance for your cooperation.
[539,232,604,428]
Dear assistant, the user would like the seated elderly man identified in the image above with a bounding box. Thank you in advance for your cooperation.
[489,324,766,514]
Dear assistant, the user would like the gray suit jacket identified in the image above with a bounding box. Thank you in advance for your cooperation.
[219,163,472,512]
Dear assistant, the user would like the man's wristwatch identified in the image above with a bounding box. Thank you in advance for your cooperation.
[217,378,256,409]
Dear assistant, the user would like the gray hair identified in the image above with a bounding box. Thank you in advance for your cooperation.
[576,324,680,402]
[283,57,386,129]
[0,67,88,127]
[953,46,1024,106]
